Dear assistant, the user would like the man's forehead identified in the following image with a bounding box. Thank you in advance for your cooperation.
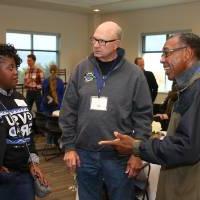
[94,26,116,39]
[163,36,180,49]
[93,32,115,40]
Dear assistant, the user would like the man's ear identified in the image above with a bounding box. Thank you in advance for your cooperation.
[114,40,121,50]
[184,47,194,61]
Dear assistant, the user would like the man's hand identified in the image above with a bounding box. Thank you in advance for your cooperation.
[99,131,135,155]
[126,155,143,178]
[63,150,80,172]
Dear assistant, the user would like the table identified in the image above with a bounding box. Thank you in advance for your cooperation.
[148,130,166,200]
[52,110,60,117]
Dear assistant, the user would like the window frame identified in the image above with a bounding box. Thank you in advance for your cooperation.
[6,30,60,66]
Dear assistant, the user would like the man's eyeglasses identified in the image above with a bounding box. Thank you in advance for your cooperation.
[90,37,118,46]
[161,46,187,57]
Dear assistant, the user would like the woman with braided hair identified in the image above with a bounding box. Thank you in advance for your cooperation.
[40,64,65,145]
[40,64,64,115]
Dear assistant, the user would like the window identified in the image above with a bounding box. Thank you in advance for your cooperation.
[6,32,59,83]
[142,33,173,92]
[142,31,190,92]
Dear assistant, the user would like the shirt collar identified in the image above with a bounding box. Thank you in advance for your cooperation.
[0,88,14,96]
[175,61,200,89]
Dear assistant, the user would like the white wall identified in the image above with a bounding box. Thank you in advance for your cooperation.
[0,5,91,78]
[101,1,200,60]
[100,1,200,103]
[1,2,200,103]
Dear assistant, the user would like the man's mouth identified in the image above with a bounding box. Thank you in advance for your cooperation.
[164,67,170,71]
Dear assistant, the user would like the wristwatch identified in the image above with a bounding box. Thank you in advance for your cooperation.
[132,140,142,157]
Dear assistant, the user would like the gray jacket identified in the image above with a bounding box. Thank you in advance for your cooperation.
[59,49,153,151]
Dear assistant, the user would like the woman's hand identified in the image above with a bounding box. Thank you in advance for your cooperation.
[29,164,48,186]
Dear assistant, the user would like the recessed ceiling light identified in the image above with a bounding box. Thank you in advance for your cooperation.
[93,9,100,12]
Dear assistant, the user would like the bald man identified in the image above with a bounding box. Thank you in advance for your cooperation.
[59,21,152,200]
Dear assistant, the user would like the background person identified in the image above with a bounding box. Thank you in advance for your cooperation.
[59,21,153,200]
[99,33,200,200]
[0,44,48,200]
[40,64,65,115]
[134,57,158,102]
[24,54,44,111]
[154,80,178,131]
[40,64,65,146]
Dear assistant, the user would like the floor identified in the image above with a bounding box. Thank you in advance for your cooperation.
[35,135,76,200]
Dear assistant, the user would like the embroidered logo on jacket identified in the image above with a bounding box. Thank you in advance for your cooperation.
[84,72,96,82]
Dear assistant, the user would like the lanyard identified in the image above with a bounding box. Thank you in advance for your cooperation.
[94,66,113,97]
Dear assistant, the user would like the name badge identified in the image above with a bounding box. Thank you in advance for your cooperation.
[14,99,27,107]
[90,96,108,111]
[32,74,36,79]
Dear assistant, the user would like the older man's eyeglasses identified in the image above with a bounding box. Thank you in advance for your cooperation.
[161,46,187,57]
[90,37,117,46]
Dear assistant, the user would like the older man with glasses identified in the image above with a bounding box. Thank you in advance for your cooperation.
[100,32,200,200]
[59,21,153,200]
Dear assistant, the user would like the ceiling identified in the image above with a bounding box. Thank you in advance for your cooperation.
[0,0,198,13]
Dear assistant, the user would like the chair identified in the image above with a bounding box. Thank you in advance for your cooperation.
[42,115,63,161]
[15,83,24,95]
[58,68,67,84]
[34,112,49,152]
[34,112,48,135]
[153,103,162,115]
[135,162,151,200]
[64,81,67,88]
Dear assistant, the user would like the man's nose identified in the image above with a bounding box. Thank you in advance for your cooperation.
[160,55,165,64]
